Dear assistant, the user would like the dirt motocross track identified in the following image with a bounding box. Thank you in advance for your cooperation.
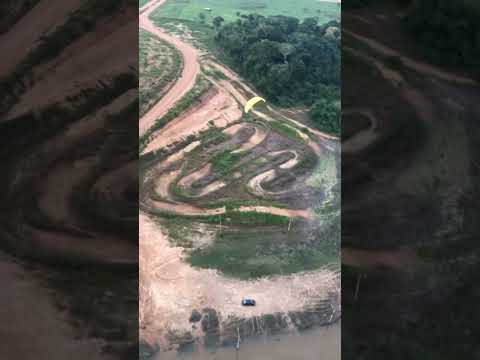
[139,0,340,351]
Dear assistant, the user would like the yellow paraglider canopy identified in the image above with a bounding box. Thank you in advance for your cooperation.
[244,96,266,113]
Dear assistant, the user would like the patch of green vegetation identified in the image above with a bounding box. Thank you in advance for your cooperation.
[214,15,340,106]
[309,85,341,136]
[155,0,339,25]
[188,225,337,279]
[139,0,149,7]
[198,125,229,146]
[150,205,290,226]
[203,198,288,210]
[139,75,212,151]
[268,120,305,143]
[197,211,290,226]
[295,150,319,172]
[210,150,242,176]
[151,17,217,51]
[139,29,182,116]
[202,67,228,81]
[308,152,339,225]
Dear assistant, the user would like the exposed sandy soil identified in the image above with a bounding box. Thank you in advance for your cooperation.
[153,141,201,171]
[177,164,227,197]
[232,125,268,154]
[154,170,181,200]
[139,0,340,348]
[140,214,337,347]
[223,123,245,136]
[271,150,299,169]
[194,180,227,197]
[178,163,212,188]
[143,88,242,154]
[248,169,277,196]
[139,0,200,136]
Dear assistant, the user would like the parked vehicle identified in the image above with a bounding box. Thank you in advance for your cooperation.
[241,298,256,306]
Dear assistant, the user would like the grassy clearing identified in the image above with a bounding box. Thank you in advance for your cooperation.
[203,198,289,210]
[210,150,242,176]
[202,67,228,81]
[149,208,290,226]
[188,225,337,279]
[155,0,340,25]
[268,120,306,143]
[139,29,182,116]
[139,0,149,7]
[151,17,217,52]
[308,152,339,210]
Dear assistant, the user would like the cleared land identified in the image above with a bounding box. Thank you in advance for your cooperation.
[139,0,340,351]
[140,29,182,116]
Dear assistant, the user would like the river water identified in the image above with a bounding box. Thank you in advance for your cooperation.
[159,323,340,360]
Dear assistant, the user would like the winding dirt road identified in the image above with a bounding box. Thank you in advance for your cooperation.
[139,0,200,136]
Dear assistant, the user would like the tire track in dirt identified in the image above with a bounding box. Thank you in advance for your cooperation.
[140,214,338,348]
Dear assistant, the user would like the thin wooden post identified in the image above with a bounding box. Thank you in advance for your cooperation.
[354,273,362,301]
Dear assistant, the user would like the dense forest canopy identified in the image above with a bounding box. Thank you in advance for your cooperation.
[214,14,340,134]
[215,14,340,106]
[309,85,341,136]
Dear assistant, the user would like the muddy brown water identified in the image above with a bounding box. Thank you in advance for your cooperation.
[160,323,340,360]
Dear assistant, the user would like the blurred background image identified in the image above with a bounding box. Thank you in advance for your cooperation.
[342,0,480,358]
[0,1,138,359]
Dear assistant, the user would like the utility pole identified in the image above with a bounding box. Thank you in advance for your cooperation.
[354,273,363,301]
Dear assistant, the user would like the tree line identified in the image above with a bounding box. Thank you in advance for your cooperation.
[213,14,340,134]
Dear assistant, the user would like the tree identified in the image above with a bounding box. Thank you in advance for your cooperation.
[212,16,224,30]
[310,99,341,135]
[278,43,295,63]
[214,15,340,106]
[198,13,206,23]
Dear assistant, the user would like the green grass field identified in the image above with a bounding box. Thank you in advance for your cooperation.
[188,225,338,279]
[153,0,340,25]
[139,0,149,7]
